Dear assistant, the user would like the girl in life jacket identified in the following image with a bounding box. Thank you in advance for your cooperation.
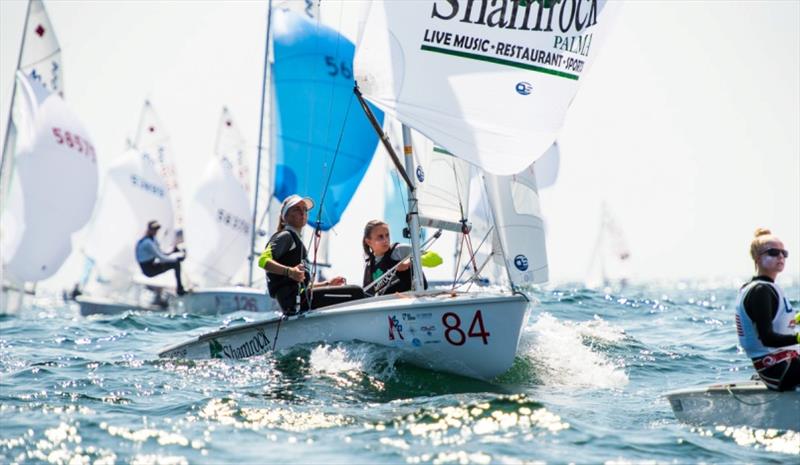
[734,228,800,391]
[362,220,427,296]
[259,195,346,314]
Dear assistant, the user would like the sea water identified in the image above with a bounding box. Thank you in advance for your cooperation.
[1,281,798,464]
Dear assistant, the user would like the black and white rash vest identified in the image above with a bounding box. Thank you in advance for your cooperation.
[735,279,798,359]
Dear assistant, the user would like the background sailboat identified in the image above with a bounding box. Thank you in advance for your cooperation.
[585,202,632,289]
[175,107,274,314]
[1,1,98,311]
[75,101,178,315]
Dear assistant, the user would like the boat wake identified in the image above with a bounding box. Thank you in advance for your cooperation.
[518,312,629,389]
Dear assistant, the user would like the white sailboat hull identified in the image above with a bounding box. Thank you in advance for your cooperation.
[76,295,164,316]
[172,287,276,315]
[665,380,800,431]
[160,291,530,380]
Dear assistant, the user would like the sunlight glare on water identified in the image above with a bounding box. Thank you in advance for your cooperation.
[1,281,798,463]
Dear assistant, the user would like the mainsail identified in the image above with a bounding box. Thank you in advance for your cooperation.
[215,106,250,195]
[355,0,619,175]
[271,8,382,231]
[185,135,251,287]
[586,203,631,288]
[135,101,184,229]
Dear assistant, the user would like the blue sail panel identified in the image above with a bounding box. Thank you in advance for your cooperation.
[272,9,383,231]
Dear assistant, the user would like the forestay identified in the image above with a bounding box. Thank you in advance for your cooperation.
[355,0,619,175]
[271,8,382,230]
[3,73,98,282]
[83,148,174,289]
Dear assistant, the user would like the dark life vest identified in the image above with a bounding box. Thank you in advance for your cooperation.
[266,229,310,297]
[362,243,427,296]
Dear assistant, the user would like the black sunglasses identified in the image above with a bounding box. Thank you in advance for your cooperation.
[761,248,789,258]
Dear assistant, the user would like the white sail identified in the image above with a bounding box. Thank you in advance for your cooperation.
[355,0,619,175]
[19,0,63,95]
[0,171,26,265]
[534,141,560,189]
[384,119,471,231]
[134,101,184,228]
[83,148,175,288]
[185,156,251,288]
[586,203,631,288]
[416,142,471,231]
[3,73,98,282]
[483,162,548,285]
[215,107,250,195]
[1,0,63,210]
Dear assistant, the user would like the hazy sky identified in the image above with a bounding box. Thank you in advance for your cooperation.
[2,0,798,290]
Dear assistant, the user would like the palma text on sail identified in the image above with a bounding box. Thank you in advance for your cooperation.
[422,0,601,77]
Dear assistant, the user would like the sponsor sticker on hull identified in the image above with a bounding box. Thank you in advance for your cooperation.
[209,330,272,359]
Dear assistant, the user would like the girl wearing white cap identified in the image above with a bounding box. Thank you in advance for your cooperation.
[258,194,345,314]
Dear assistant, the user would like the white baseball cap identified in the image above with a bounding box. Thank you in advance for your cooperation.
[280,194,314,220]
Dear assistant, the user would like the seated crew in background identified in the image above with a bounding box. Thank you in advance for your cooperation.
[362,220,439,296]
[259,195,346,314]
[135,220,187,296]
[735,228,799,391]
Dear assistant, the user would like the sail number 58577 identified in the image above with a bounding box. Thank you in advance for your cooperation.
[52,127,96,163]
[442,311,490,345]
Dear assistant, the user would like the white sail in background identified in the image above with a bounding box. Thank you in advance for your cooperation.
[0,171,26,266]
[19,0,63,94]
[534,142,560,189]
[83,148,175,290]
[215,107,250,195]
[483,161,548,285]
[355,0,619,175]
[185,156,251,288]
[134,101,184,228]
[586,203,631,288]
[2,0,64,217]
[3,73,98,282]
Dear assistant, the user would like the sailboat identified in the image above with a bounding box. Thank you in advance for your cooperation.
[173,107,275,314]
[1,0,99,312]
[160,0,619,380]
[665,380,800,431]
[75,101,180,315]
[585,202,631,289]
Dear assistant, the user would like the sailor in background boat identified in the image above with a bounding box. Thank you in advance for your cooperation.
[135,220,187,296]
[735,228,800,391]
[259,195,346,314]
[362,220,436,296]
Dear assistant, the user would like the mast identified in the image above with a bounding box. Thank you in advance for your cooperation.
[248,0,274,286]
[401,125,424,290]
[0,0,33,204]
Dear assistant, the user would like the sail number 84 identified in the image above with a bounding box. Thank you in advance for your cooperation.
[442,311,490,345]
